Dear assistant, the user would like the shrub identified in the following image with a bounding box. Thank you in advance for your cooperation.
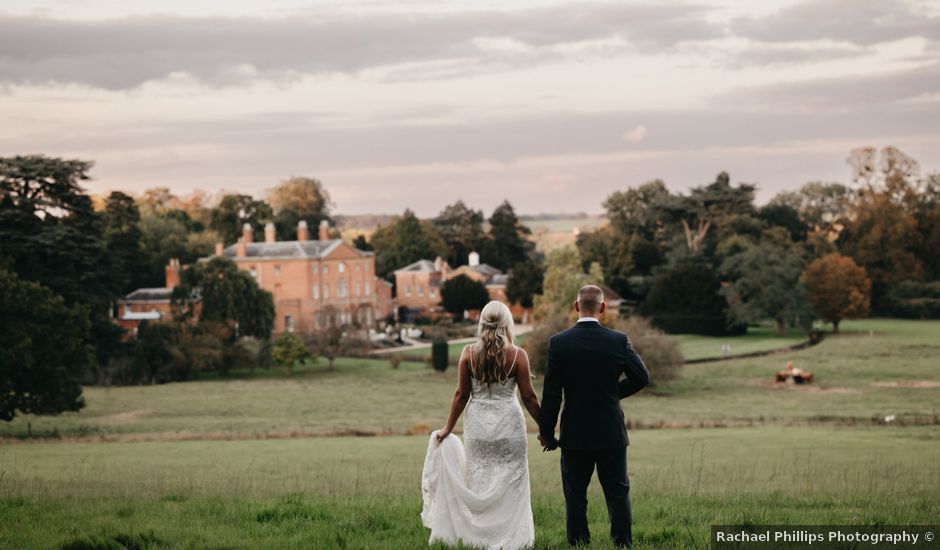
[522,314,683,385]
[389,355,402,369]
[613,316,684,385]
[270,332,311,374]
[521,314,574,375]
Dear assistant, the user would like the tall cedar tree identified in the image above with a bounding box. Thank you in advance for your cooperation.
[103,191,145,293]
[483,201,532,271]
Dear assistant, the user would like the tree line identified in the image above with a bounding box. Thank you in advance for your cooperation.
[3,146,939,420]
[570,146,939,334]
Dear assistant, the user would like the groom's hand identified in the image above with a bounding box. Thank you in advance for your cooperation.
[538,434,558,451]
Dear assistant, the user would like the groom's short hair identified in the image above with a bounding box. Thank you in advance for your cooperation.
[577,285,605,314]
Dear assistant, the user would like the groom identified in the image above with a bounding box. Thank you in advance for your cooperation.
[538,285,650,548]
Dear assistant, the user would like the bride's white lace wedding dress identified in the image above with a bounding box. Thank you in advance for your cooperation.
[421,351,535,550]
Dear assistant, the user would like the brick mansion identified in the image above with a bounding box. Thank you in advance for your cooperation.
[116,220,538,335]
[118,220,394,334]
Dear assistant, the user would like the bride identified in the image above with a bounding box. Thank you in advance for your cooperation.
[421,300,541,550]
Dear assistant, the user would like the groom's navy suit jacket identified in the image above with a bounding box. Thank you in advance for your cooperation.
[538,320,650,450]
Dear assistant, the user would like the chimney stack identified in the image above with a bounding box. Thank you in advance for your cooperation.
[214,242,224,256]
[165,258,181,288]
[319,220,330,241]
[242,223,253,244]
[297,220,310,241]
[236,238,246,257]
[264,222,276,243]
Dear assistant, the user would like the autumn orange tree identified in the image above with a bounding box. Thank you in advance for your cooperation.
[802,254,871,333]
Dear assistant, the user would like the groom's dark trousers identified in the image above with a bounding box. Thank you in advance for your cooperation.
[538,320,649,548]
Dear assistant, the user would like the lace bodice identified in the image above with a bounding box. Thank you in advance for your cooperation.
[421,345,534,550]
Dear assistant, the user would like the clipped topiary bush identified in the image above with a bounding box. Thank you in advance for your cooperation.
[431,339,449,372]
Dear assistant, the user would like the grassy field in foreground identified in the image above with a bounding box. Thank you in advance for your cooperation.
[2,426,938,549]
[1,319,937,440]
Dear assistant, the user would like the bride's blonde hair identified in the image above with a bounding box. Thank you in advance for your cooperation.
[471,300,516,384]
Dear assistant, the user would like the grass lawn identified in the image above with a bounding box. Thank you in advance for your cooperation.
[399,332,533,360]
[671,325,807,361]
[2,318,938,548]
[4,319,936,440]
[3,426,937,549]
[403,324,806,363]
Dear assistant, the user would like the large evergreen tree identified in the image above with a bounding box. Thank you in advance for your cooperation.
[172,257,275,341]
[432,200,486,266]
[0,268,93,421]
[103,191,145,293]
[370,209,448,280]
[482,200,533,270]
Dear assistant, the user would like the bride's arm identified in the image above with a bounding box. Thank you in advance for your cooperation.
[437,347,472,442]
[514,350,541,423]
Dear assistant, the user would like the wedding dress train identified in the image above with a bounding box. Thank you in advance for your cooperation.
[421,375,535,550]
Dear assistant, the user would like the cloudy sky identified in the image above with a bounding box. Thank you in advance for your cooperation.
[2,0,939,215]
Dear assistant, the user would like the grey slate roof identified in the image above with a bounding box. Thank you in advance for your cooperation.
[470,263,502,278]
[221,239,372,260]
[394,259,438,273]
[123,288,173,301]
[488,274,509,286]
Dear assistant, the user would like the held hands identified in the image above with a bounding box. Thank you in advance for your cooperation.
[538,434,558,452]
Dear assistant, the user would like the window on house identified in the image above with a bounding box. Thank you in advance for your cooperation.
[339,262,346,273]
[323,265,329,274]
[338,279,348,297]
[274,265,282,276]
[312,284,319,299]
[418,286,424,295]
[355,263,360,271]
[405,286,412,296]
[365,281,371,296]
[323,284,330,299]
[355,281,361,296]
[249,267,257,278]
[312,264,319,274]
[285,315,294,332]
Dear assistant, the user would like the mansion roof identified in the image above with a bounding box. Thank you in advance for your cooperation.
[394,259,438,273]
[123,287,173,302]
[221,239,374,260]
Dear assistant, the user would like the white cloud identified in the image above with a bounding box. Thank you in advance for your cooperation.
[621,125,648,143]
